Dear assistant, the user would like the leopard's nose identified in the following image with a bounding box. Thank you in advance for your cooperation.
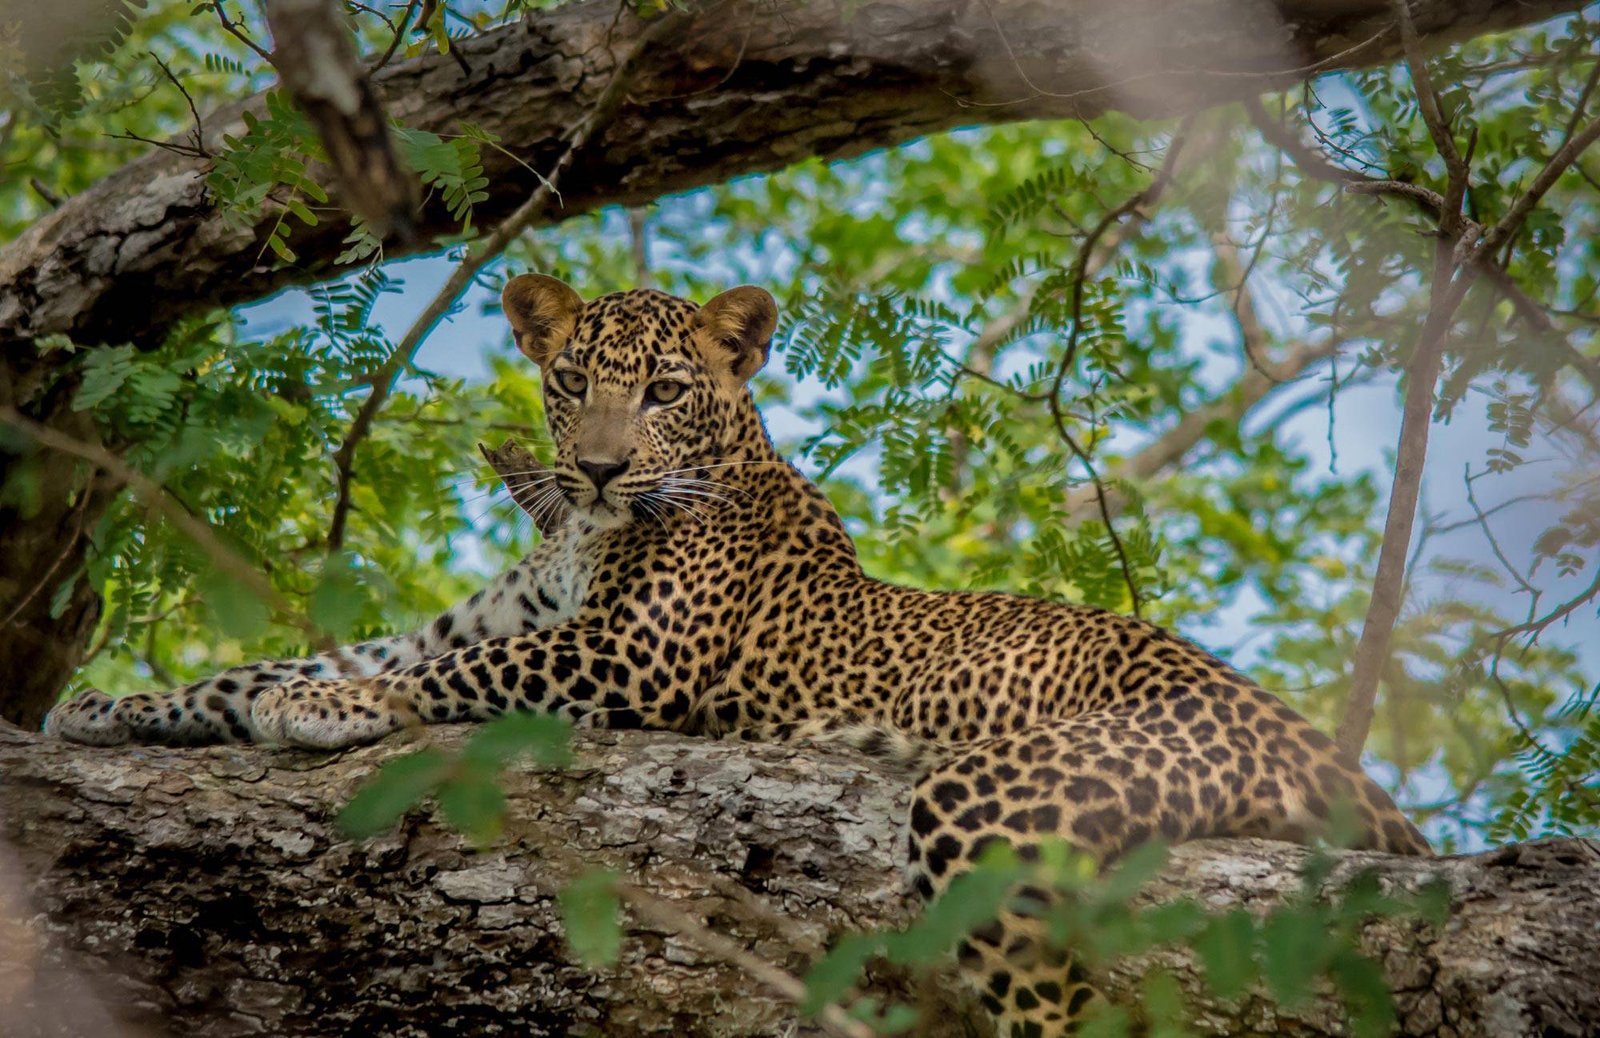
[578,458,630,493]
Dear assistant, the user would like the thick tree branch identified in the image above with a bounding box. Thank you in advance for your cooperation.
[1,721,1596,1037]
[0,0,1586,353]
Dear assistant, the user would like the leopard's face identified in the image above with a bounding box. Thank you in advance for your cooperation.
[501,277,777,531]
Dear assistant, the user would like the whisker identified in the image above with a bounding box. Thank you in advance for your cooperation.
[443,469,563,487]
[656,486,737,507]
[530,485,570,534]
[655,460,792,477]
[633,492,670,530]
[452,476,559,510]
[660,476,750,499]
[656,483,742,505]
[655,491,712,525]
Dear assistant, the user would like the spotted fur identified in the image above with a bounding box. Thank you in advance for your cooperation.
[46,277,1429,1036]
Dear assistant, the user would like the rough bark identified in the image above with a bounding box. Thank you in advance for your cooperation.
[0,361,123,734]
[1,720,1596,1038]
[0,0,1587,354]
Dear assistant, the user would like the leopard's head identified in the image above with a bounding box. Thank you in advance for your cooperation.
[501,274,777,530]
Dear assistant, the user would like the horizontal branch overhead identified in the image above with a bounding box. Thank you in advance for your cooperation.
[0,0,1586,350]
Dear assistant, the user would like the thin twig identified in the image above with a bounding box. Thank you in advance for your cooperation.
[627,206,653,289]
[326,9,686,549]
[150,52,208,158]
[373,0,420,69]
[105,131,209,159]
[1063,338,1342,520]
[0,485,93,629]
[345,0,397,33]
[1462,464,1542,606]
[1043,121,1190,617]
[1481,565,1600,646]
[1394,0,1468,235]
[615,883,875,1038]
[1560,55,1600,152]
[212,0,272,60]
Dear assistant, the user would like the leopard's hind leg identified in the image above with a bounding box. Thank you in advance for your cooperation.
[908,692,1427,1037]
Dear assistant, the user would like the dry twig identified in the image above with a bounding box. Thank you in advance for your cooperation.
[615,882,876,1038]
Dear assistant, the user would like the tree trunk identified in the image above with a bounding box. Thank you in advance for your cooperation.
[0,360,122,732]
[1,720,1595,1038]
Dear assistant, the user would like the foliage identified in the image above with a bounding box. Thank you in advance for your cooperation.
[795,839,1447,1037]
[338,711,571,847]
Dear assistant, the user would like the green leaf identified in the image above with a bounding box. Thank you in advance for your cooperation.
[1261,908,1324,1007]
[801,933,880,1014]
[197,567,270,640]
[1330,950,1396,1038]
[308,556,368,641]
[1096,839,1169,904]
[266,228,297,262]
[437,773,507,848]
[558,869,622,968]
[1192,909,1257,1001]
[74,345,137,411]
[337,749,450,838]
[462,712,573,768]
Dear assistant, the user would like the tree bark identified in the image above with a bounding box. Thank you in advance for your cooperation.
[1,720,1595,1038]
[0,361,122,734]
[0,0,1586,354]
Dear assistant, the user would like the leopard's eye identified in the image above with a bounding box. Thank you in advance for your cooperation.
[645,380,685,406]
[553,369,588,396]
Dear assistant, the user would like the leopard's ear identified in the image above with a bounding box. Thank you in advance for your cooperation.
[502,273,583,367]
[695,286,777,383]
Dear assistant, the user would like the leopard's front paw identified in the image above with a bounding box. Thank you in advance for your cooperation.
[250,679,407,750]
[44,689,135,746]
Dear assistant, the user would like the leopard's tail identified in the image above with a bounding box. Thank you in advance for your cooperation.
[719,718,953,776]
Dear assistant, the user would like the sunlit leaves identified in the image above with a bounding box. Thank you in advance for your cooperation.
[394,125,491,229]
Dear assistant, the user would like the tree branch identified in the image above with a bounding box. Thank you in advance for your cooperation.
[1,0,1586,353]
[1335,1,1501,762]
[478,439,569,538]
[1045,123,1191,616]
[265,0,419,239]
[0,405,337,655]
[1062,338,1341,520]
[2,721,1597,1037]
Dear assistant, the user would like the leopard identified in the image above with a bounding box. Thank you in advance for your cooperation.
[46,274,1431,1037]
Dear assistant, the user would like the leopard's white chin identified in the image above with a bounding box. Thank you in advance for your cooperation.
[573,500,634,532]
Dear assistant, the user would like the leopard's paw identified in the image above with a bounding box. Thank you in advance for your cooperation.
[250,679,406,750]
[43,689,135,746]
